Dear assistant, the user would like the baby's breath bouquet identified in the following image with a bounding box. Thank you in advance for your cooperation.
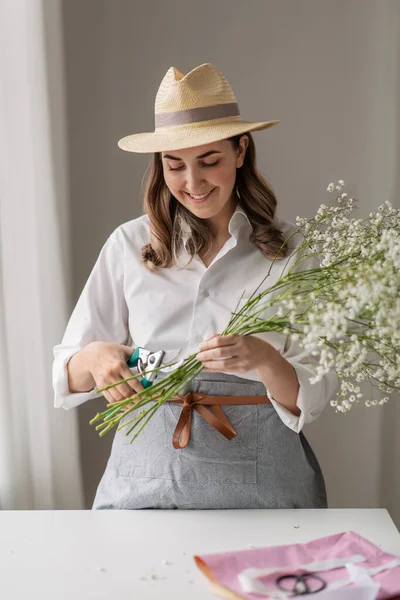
[90,180,400,442]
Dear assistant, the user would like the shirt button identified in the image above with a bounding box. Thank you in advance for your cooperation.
[202,289,209,297]
[195,334,204,344]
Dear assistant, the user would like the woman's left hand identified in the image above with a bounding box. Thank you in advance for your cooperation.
[195,333,278,374]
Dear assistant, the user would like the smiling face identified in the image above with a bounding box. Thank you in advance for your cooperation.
[161,136,249,227]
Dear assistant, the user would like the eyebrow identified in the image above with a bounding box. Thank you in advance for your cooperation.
[162,150,222,161]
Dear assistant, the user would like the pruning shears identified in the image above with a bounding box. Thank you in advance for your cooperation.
[104,347,183,416]
[125,347,183,388]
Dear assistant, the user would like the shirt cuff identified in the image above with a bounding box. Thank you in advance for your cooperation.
[266,363,337,433]
[52,350,102,410]
[267,392,304,433]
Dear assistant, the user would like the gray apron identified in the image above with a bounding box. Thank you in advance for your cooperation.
[92,372,327,510]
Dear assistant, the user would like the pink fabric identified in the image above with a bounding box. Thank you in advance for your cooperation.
[195,531,400,599]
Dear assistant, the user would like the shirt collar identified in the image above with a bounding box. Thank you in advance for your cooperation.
[182,204,252,248]
[228,204,252,240]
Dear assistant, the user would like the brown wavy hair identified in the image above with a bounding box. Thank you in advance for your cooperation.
[140,132,288,271]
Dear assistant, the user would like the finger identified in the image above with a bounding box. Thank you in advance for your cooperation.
[121,345,135,358]
[101,379,132,405]
[103,390,116,405]
[115,377,141,399]
[196,345,238,362]
[199,334,237,351]
[202,357,245,371]
[102,368,144,403]
[119,367,145,395]
[104,389,135,414]
[112,368,145,413]
[106,387,125,403]
[198,332,220,351]
[205,332,220,341]
[95,371,128,403]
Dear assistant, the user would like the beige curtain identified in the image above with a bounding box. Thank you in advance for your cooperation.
[0,0,84,509]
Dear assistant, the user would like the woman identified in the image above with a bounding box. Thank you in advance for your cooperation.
[52,63,338,510]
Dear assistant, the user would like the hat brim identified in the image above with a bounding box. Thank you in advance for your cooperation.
[117,120,280,153]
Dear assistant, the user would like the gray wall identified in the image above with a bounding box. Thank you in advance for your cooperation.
[61,0,400,521]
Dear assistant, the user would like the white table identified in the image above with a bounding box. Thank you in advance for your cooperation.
[0,509,399,599]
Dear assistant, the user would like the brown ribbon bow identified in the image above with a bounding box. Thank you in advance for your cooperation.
[168,392,271,449]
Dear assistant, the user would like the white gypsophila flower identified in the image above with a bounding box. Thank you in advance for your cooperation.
[234,182,400,415]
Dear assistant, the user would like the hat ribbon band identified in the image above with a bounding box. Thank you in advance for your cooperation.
[155,102,240,128]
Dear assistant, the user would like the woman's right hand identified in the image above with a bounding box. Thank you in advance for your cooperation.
[82,341,144,406]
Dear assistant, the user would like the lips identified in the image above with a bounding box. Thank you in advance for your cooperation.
[185,188,215,204]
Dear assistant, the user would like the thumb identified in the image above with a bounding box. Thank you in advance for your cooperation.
[121,345,135,359]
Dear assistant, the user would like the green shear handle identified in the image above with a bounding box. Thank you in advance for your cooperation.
[104,347,163,418]
[126,348,154,388]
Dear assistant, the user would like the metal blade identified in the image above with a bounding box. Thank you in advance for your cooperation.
[160,357,185,373]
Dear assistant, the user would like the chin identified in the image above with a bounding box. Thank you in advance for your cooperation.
[190,206,224,220]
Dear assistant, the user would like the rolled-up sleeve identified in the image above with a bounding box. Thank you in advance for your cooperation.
[266,241,339,432]
[52,230,129,410]
[268,338,339,433]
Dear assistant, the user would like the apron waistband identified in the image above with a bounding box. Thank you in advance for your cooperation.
[168,392,271,449]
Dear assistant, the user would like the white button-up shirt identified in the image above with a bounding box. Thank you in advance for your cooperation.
[52,205,338,432]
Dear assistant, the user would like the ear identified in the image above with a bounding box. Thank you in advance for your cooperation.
[236,135,249,168]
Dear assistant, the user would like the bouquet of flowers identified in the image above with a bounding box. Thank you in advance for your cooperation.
[90,180,400,442]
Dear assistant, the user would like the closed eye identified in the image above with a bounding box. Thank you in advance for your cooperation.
[169,160,219,172]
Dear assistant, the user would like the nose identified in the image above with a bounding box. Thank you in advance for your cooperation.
[185,167,206,194]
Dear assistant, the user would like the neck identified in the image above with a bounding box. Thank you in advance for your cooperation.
[206,196,238,241]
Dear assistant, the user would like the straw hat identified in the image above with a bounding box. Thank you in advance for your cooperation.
[117,63,280,153]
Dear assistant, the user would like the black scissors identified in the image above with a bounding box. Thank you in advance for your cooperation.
[276,572,327,595]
